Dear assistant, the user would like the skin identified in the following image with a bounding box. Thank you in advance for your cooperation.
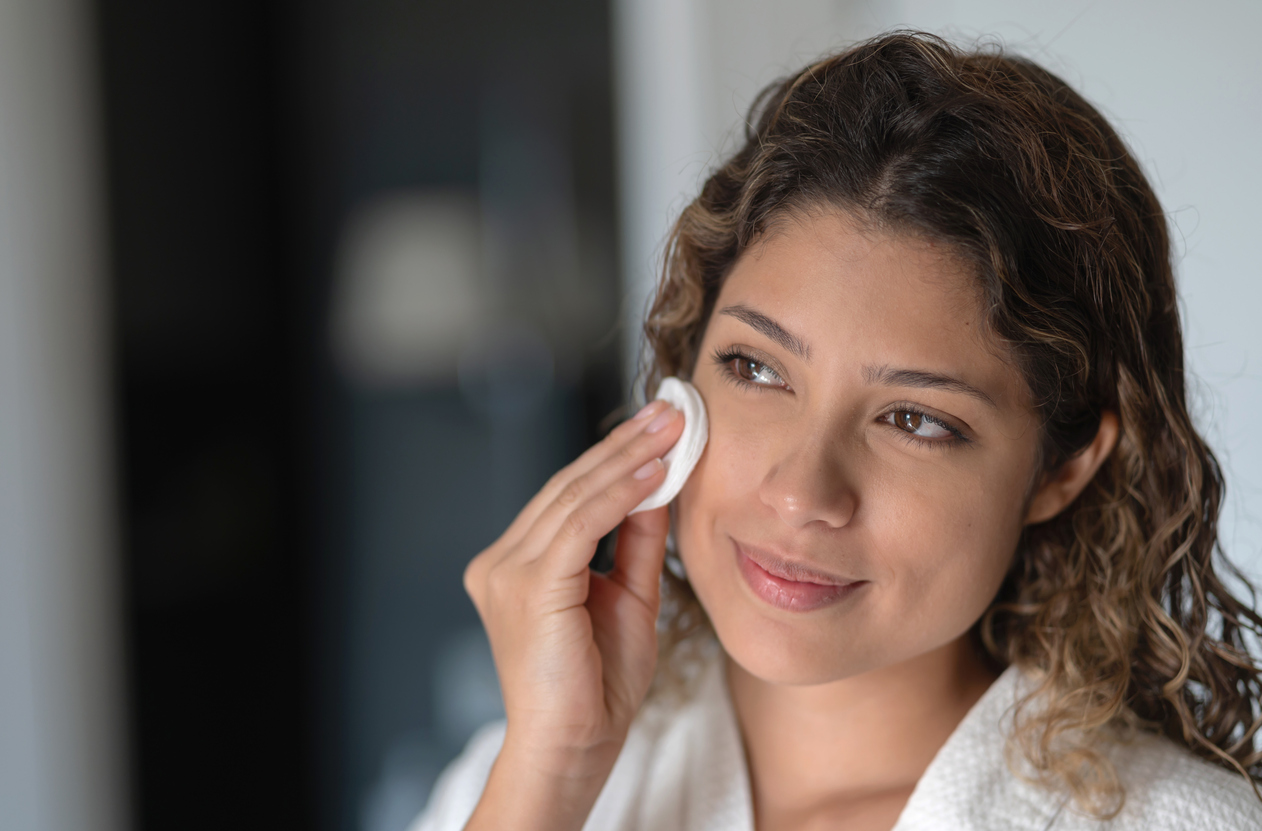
[463,206,1118,831]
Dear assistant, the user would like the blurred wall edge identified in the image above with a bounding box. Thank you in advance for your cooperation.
[611,0,865,390]
[0,0,131,830]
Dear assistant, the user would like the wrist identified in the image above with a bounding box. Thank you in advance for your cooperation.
[500,728,623,786]
[463,733,621,831]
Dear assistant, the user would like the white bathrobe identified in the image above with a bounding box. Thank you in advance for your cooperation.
[411,653,1262,830]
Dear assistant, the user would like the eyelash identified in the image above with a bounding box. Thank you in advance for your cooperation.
[712,348,787,394]
[709,347,970,449]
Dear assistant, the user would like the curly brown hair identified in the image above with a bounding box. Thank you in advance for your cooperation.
[640,30,1262,816]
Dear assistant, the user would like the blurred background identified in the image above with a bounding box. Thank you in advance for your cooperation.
[1,1,1258,830]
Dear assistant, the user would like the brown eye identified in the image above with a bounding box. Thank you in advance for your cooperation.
[730,357,785,387]
[888,410,954,440]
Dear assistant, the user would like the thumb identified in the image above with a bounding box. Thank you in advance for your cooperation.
[606,506,670,611]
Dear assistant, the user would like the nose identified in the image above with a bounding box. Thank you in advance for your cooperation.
[758,431,857,530]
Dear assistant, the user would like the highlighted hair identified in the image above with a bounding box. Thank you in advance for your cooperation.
[643,30,1262,815]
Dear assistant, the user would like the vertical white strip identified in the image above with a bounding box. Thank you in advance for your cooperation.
[0,0,130,829]
[611,0,866,395]
[612,0,712,394]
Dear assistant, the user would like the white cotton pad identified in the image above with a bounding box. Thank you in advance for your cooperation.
[629,376,709,514]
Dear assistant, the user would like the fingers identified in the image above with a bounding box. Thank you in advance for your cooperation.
[460,401,683,768]
[489,400,674,555]
[606,507,670,611]
[466,400,684,618]
[521,407,684,572]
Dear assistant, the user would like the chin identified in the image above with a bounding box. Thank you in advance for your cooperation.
[703,596,884,686]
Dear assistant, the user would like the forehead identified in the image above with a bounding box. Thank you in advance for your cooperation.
[728,208,982,324]
[711,209,1027,407]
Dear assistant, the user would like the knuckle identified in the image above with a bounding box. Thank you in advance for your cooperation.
[556,478,585,508]
[615,440,641,466]
[600,480,627,509]
[559,509,589,541]
[463,555,485,602]
[483,562,504,594]
[483,561,516,608]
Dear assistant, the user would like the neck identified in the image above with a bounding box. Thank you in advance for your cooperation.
[726,635,999,822]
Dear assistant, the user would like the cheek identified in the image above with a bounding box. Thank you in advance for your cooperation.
[681,412,768,503]
[872,459,1028,635]
[673,401,773,598]
[674,411,762,557]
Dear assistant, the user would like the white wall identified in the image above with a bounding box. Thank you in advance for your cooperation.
[0,0,131,829]
[613,0,867,383]
[614,0,1262,580]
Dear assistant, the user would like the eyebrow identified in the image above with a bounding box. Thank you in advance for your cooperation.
[717,303,996,408]
[718,304,811,361]
[863,364,997,409]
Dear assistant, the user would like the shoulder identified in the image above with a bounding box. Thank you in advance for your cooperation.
[1100,731,1262,831]
[407,720,506,831]
[895,665,1262,831]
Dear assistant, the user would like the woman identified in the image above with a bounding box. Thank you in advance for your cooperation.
[415,32,1262,830]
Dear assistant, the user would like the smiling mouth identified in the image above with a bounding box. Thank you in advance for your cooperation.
[734,539,865,612]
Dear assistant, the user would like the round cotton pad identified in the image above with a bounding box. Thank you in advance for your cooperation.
[629,376,709,514]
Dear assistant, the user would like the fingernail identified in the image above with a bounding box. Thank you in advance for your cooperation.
[633,458,663,480]
[645,406,678,434]
[631,400,663,421]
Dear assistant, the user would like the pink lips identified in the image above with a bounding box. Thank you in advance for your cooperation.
[735,540,864,612]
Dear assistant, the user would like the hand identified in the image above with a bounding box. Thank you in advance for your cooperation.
[463,399,684,793]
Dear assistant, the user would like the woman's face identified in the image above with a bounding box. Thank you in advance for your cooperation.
[675,208,1043,685]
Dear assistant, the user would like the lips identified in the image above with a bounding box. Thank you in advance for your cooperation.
[734,539,864,612]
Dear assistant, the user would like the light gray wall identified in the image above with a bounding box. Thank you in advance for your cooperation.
[615,0,1262,580]
[0,0,130,829]
[613,0,866,383]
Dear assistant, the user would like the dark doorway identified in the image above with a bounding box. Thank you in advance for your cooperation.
[98,1,622,829]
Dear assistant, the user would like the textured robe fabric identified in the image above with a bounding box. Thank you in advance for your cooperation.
[411,653,1262,831]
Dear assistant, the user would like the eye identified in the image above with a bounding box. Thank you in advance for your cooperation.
[729,355,786,388]
[882,409,957,441]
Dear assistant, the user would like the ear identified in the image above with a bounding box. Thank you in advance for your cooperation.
[1024,410,1120,526]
